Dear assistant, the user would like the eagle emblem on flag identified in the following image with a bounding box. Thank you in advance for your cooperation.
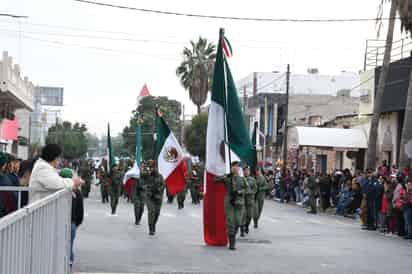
[164,146,179,163]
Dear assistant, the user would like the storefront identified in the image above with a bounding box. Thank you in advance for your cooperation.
[288,126,368,173]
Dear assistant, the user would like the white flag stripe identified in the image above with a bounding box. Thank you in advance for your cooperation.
[123,162,140,184]
[157,132,184,180]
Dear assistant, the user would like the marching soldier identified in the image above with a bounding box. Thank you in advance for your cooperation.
[306,169,318,214]
[190,165,201,204]
[141,161,165,236]
[254,168,268,228]
[176,181,187,209]
[215,161,247,250]
[109,164,122,215]
[241,166,257,236]
[79,160,92,198]
[132,176,145,225]
[97,162,109,204]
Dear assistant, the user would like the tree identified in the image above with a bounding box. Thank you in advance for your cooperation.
[86,133,99,157]
[366,0,397,169]
[46,121,88,159]
[184,112,208,160]
[176,37,216,114]
[122,96,182,160]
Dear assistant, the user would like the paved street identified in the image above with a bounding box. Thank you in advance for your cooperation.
[74,186,412,274]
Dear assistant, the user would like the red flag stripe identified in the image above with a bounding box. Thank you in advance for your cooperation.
[203,172,228,246]
[164,160,187,196]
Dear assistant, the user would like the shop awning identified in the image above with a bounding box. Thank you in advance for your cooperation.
[290,126,368,149]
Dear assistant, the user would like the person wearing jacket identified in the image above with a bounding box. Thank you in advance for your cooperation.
[0,152,14,217]
[59,168,84,268]
[403,177,412,240]
[29,144,83,203]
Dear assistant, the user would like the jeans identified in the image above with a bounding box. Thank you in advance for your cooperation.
[70,224,77,264]
[294,186,302,202]
[404,207,412,238]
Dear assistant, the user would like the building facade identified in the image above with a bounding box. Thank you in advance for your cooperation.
[0,51,34,157]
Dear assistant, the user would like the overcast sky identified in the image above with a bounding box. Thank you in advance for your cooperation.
[0,0,404,137]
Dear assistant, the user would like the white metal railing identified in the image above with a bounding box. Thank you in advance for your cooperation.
[0,189,72,274]
[0,186,30,210]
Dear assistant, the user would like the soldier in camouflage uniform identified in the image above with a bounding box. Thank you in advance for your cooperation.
[254,168,269,228]
[79,160,92,198]
[176,179,187,210]
[215,161,247,250]
[190,165,201,204]
[306,170,318,214]
[141,161,165,236]
[109,165,122,215]
[241,166,257,236]
[132,176,145,225]
[97,163,109,203]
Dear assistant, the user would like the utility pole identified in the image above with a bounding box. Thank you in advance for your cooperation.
[282,64,290,168]
[181,104,185,144]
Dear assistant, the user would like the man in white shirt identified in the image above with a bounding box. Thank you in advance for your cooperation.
[29,144,83,203]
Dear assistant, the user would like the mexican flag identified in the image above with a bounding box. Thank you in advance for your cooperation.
[107,123,115,175]
[154,112,187,196]
[123,122,142,184]
[203,29,255,246]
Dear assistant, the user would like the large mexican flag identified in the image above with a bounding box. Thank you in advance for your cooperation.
[123,122,142,184]
[203,29,255,246]
[154,112,187,195]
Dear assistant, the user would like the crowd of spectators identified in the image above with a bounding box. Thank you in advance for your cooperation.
[265,161,412,240]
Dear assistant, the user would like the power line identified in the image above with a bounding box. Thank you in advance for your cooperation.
[0,13,28,19]
[1,32,180,61]
[74,0,398,23]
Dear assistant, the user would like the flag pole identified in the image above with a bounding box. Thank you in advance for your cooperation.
[153,104,158,170]
[220,27,232,173]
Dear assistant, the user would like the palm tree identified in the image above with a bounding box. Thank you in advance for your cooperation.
[366,0,397,170]
[397,1,412,170]
[176,37,216,114]
[368,0,412,170]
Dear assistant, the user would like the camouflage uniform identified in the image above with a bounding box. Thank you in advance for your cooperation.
[109,168,122,215]
[215,174,247,250]
[79,161,92,198]
[176,181,187,209]
[190,168,201,204]
[241,175,257,236]
[254,175,268,228]
[142,169,165,235]
[98,166,109,203]
[132,177,145,225]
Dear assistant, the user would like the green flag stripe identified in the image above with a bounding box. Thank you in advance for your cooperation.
[210,32,254,167]
[107,123,115,172]
[154,115,171,160]
[135,123,142,166]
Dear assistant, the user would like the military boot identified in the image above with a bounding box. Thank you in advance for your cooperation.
[240,225,245,237]
[245,225,249,234]
[228,235,236,250]
[149,224,155,236]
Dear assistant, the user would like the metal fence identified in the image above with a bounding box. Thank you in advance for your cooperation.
[0,189,72,274]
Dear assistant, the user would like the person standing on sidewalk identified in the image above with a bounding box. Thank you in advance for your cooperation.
[29,144,83,203]
[59,168,84,268]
